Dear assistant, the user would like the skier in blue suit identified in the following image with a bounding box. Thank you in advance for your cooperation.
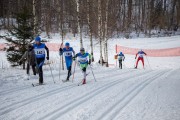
[118,52,125,69]
[59,42,75,81]
[33,36,49,84]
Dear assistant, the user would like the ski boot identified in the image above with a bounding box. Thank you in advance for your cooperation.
[82,79,86,84]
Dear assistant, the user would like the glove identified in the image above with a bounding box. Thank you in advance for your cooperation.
[72,57,76,61]
[19,61,22,65]
[46,56,49,60]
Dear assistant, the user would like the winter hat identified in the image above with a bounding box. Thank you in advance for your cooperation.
[120,52,122,54]
[35,36,41,42]
[80,48,85,51]
[65,42,70,47]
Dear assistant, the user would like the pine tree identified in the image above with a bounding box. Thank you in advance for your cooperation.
[6,7,34,68]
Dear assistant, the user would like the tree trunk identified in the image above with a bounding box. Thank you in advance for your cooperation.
[76,0,83,48]
[104,0,109,67]
[169,0,177,30]
[58,0,65,70]
[87,0,94,62]
[98,0,103,66]
[33,0,37,36]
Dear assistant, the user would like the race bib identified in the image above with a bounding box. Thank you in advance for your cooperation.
[34,48,45,55]
[139,53,144,57]
[64,51,72,56]
[78,57,88,63]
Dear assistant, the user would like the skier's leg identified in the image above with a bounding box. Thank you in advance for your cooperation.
[66,66,71,80]
[27,63,30,74]
[37,58,44,84]
[135,58,140,68]
[38,65,43,84]
[119,60,120,68]
[32,64,36,75]
[120,60,122,69]
[82,67,86,84]
[142,58,144,68]
[80,64,87,84]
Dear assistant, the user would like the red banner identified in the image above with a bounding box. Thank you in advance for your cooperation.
[116,45,180,57]
[0,43,61,51]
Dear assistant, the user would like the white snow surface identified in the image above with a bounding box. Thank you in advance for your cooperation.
[0,34,180,120]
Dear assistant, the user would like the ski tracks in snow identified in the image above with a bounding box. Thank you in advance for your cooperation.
[0,68,133,119]
[0,68,171,120]
[95,70,169,120]
[37,70,154,120]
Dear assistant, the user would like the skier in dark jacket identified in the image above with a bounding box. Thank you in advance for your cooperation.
[19,44,36,76]
[33,36,49,84]
[118,52,125,69]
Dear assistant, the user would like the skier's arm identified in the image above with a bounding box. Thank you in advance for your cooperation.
[45,45,49,60]
[19,51,28,62]
[144,52,147,55]
[71,47,75,56]
[123,55,125,61]
[135,53,138,59]
[59,48,63,56]
[73,53,78,60]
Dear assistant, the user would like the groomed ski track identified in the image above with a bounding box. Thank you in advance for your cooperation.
[0,66,179,120]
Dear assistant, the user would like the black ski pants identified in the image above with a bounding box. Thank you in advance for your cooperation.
[119,60,122,69]
[27,63,36,75]
[36,58,45,84]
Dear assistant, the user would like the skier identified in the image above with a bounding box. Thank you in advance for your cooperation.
[59,42,75,81]
[33,36,49,84]
[135,49,147,69]
[118,52,125,69]
[19,44,36,76]
[73,48,91,84]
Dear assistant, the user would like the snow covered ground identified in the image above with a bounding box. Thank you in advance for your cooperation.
[0,35,180,120]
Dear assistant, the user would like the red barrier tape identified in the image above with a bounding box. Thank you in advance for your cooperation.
[116,45,180,57]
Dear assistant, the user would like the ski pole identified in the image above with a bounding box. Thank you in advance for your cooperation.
[59,56,61,82]
[145,56,151,69]
[72,61,77,82]
[89,65,97,82]
[48,61,55,84]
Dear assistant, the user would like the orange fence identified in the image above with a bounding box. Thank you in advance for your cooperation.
[0,43,61,51]
[116,45,180,57]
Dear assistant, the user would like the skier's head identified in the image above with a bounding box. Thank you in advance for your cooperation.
[35,36,41,44]
[140,49,142,52]
[65,42,70,48]
[120,52,122,54]
[80,48,85,54]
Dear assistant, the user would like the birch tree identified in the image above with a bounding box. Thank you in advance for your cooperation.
[104,0,109,67]
[87,0,94,61]
[76,0,83,48]
[98,0,103,66]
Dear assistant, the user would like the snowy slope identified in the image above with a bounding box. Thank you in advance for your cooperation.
[0,35,180,120]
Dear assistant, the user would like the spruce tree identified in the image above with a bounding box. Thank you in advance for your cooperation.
[6,7,34,68]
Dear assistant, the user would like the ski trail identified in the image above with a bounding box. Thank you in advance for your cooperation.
[0,68,120,97]
[0,69,132,116]
[0,84,77,115]
[96,70,169,120]
[0,86,32,96]
[37,70,153,120]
